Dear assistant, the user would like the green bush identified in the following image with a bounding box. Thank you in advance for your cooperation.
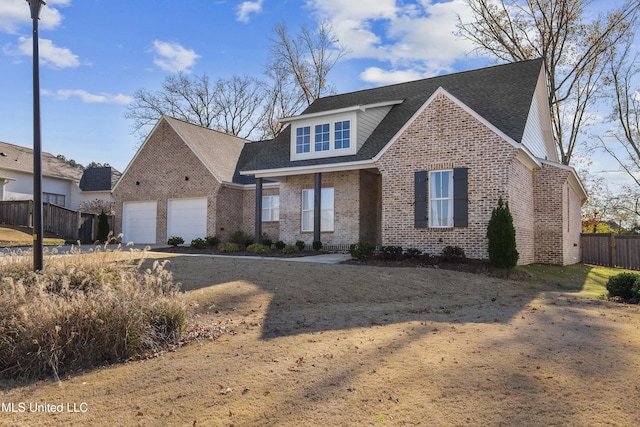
[406,248,423,258]
[274,240,286,250]
[380,245,403,260]
[282,244,299,255]
[231,231,253,247]
[246,243,270,254]
[350,242,376,260]
[190,237,207,249]
[440,246,466,262]
[96,210,110,243]
[312,240,323,251]
[606,272,639,300]
[205,235,220,247]
[295,240,306,251]
[218,242,240,253]
[633,278,640,300]
[167,236,184,247]
[262,238,273,248]
[486,196,519,268]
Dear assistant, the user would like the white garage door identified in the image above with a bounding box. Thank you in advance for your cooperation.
[122,201,157,244]
[167,198,207,244]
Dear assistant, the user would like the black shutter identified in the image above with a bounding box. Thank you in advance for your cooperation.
[414,171,427,228]
[453,168,468,227]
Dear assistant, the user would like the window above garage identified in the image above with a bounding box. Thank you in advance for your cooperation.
[280,100,403,162]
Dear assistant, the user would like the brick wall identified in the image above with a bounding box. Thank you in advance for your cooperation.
[241,186,280,242]
[375,93,525,260]
[509,158,535,264]
[278,171,362,246]
[113,119,221,244]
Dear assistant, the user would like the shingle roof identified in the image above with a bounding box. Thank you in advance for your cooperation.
[79,167,121,191]
[0,141,84,182]
[240,58,543,173]
[164,116,249,183]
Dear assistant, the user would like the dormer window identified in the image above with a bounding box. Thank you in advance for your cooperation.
[296,126,311,153]
[281,100,403,161]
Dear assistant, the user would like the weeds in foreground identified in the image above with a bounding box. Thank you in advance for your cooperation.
[0,243,187,380]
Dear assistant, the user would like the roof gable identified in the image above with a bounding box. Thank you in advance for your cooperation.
[79,167,121,191]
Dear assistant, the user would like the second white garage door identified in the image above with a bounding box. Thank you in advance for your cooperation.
[167,198,207,244]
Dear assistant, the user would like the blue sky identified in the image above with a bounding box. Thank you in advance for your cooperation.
[0,0,633,190]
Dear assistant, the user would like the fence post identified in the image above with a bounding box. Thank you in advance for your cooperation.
[610,233,616,268]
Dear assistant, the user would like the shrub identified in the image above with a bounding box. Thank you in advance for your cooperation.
[486,196,519,268]
[274,240,286,250]
[440,246,466,262]
[167,236,184,247]
[312,240,323,251]
[218,242,240,253]
[406,248,423,258]
[350,242,376,260]
[205,235,220,247]
[190,237,207,249]
[295,240,306,251]
[246,243,270,254]
[231,231,253,247]
[633,278,640,300]
[282,244,299,255]
[262,238,273,248]
[606,272,639,300]
[380,245,403,260]
[0,248,187,380]
[96,210,110,243]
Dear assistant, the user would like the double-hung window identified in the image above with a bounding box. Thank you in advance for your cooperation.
[262,195,279,222]
[315,124,330,151]
[334,121,350,149]
[429,170,453,228]
[301,188,334,232]
[296,126,311,153]
[43,192,65,207]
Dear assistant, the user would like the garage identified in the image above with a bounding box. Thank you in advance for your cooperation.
[122,201,157,244]
[167,197,207,243]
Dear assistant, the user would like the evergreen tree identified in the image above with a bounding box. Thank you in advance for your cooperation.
[486,196,519,268]
[96,210,110,243]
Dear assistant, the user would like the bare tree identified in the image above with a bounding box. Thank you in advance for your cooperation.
[124,73,265,143]
[457,0,640,165]
[268,21,348,108]
[601,39,640,187]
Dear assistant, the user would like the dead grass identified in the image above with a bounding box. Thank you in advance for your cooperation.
[1,254,639,426]
[0,226,65,247]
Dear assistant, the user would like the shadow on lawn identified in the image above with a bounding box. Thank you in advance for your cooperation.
[153,256,593,340]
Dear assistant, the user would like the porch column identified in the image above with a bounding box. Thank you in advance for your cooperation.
[314,172,321,243]
[255,177,263,244]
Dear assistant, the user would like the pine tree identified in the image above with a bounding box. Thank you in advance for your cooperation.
[486,196,519,268]
[96,210,110,243]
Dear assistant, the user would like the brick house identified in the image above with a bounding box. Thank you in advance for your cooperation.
[113,58,587,265]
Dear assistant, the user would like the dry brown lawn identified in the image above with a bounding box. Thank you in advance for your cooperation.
[1,254,640,426]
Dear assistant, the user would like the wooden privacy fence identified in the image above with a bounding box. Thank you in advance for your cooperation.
[0,200,112,242]
[581,233,640,270]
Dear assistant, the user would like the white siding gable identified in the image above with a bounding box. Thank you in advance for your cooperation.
[356,105,393,152]
[521,69,559,162]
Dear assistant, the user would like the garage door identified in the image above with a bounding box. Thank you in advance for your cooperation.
[122,201,157,244]
[167,198,207,243]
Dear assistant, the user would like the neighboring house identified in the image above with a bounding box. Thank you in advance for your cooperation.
[113,59,587,265]
[0,141,84,208]
[78,166,121,211]
[0,141,118,211]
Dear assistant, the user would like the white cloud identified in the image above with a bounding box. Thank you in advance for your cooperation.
[0,0,69,34]
[308,0,482,84]
[359,67,424,85]
[3,36,80,68]
[152,40,200,73]
[43,89,133,104]
[236,0,264,23]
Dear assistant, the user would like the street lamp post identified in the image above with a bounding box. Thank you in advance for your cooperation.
[27,0,46,271]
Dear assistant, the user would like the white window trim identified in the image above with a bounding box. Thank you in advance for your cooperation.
[291,112,357,161]
[301,188,334,232]
[262,195,279,222]
[429,170,454,228]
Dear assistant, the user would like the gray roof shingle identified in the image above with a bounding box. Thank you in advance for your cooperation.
[239,58,543,173]
[79,167,121,191]
[0,141,84,182]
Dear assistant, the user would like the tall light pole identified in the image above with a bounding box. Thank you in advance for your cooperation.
[27,0,45,271]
